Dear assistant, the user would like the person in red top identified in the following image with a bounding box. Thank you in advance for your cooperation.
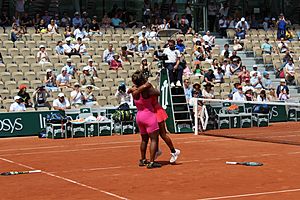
[109,53,123,70]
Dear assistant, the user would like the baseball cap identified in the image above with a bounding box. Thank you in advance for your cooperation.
[74,82,80,87]
[88,58,93,62]
[39,45,45,49]
[46,68,52,73]
[19,84,27,90]
[67,58,72,63]
[253,64,258,68]
[61,67,67,72]
[280,79,286,82]
[241,17,245,22]
[58,93,65,97]
[14,96,21,100]
[129,36,134,39]
[142,26,146,29]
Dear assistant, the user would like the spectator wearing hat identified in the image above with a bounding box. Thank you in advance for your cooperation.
[126,36,137,56]
[183,79,193,102]
[261,38,273,54]
[137,26,150,38]
[244,87,255,101]
[53,93,71,110]
[238,66,250,84]
[63,37,76,57]
[18,84,32,108]
[284,58,295,85]
[233,85,246,101]
[55,41,65,55]
[115,83,133,106]
[221,44,232,59]
[110,54,123,70]
[176,38,185,53]
[85,59,97,77]
[262,71,273,90]
[74,37,87,56]
[83,85,98,106]
[202,82,214,99]
[37,45,50,64]
[48,19,59,34]
[214,67,224,83]
[163,39,183,87]
[138,39,149,56]
[32,86,51,110]
[70,83,85,108]
[149,26,159,41]
[235,17,249,39]
[56,67,71,88]
[72,12,83,28]
[202,31,215,46]
[204,69,215,84]
[229,57,241,76]
[64,58,77,77]
[44,69,58,91]
[73,25,89,41]
[82,11,91,30]
[103,43,115,64]
[10,96,26,112]
[250,64,261,77]
[80,66,94,86]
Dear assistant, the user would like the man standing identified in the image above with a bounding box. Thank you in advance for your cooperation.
[163,39,183,87]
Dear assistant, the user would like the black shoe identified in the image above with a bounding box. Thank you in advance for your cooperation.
[147,162,162,169]
[139,159,149,166]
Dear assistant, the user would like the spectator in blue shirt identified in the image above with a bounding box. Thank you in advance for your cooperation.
[72,12,83,28]
[55,41,65,55]
[261,38,273,54]
[176,38,185,53]
[277,14,287,39]
[138,39,149,55]
[111,14,122,28]
[183,79,193,102]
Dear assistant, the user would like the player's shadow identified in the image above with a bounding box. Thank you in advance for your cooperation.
[157,161,182,166]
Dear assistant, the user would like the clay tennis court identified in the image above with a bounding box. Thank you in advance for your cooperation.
[1,122,300,200]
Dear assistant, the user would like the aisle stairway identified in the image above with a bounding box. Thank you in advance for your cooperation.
[215,38,300,100]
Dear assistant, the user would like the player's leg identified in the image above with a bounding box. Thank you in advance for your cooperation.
[139,133,149,166]
[147,129,161,168]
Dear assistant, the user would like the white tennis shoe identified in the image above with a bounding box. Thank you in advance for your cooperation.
[170,149,180,163]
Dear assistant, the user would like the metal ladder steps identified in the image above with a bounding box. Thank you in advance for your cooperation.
[174,111,190,114]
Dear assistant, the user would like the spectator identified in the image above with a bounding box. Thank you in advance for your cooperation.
[36,45,50,64]
[231,83,241,94]
[233,85,246,101]
[61,12,71,27]
[11,24,23,42]
[64,26,74,38]
[73,26,89,41]
[244,88,254,101]
[204,69,215,84]
[278,38,289,53]
[183,79,192,102]
[74,37,87,56]
[250,72,263,89]
[32,86,51,110]
[285,58,295,85]
[268,88,277,101]
[137,26,150,38]
[82,12,91,30]
[207,0,218,32]
[211,58,219,70]
[221,44,232,59]
[56,67,71,88]
[176,38,185,53]
[221,59,231,77]
[85,59,97,77]
[53,93,71,110]
[115,83,133,106]
[101,13,111,28]
[194,46,206,61]
[159,18,170,30]
[219,16,228,38]
[18,84,32,108]
[229,58,241,76]
[70,83,85,108]
[238,66,250,83]
[192,82,202,98]
[262,71,273,89]
[219,2,229,17]
[193,62,203,77]
[277,13,287,40]
[202,31,215,46]
[80,66,94,86]
[42,11,51,25]
[163,39,183,87]
[285,27,294,41]
[10,96,26,112]
[278,88,290,101]
[103,44,115,63]
[229,51,241,64]
[179,19,189,34]
[261,38,273,54]
[256,89,268,102]
[202,82,214,99]
[53,13,61,26]
[214,67,224,83]
[20,12,32,28]
[47,19,59,34]
[15,0,25,19]
[44,69,58,91]
[72,12,83,28]
[120,46,131,63]
[262,17,269,31]
[83,85,98,106]
[140,58,151,78]
[149,26,159,41]
[55,41,65,55]
[276,79,289,97]
[126,36,137,56]
[63,37,76,57]
[185,1,192,27]
[64,58,77,77]
[203,42,212,59]
[89,16,102,36]
[250,65,261,77]
[111,14,122,28]
[137,39,149,56]
[110,53,123,70]
[235,17,249,39]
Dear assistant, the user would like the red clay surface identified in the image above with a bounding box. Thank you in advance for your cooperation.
[1,122,300,200]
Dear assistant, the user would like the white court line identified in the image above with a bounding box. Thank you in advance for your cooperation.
[0,157,129,200]
[49,166,123,174]
[197,188,300,200]
[0,145,65,152]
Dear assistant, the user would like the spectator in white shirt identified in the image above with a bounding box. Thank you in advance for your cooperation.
[102,43,115,63]
[56,67,71,88]
[70,83,85,108]
[85,59,97,77]
[219,16,228,38]
[73,26,89,41]
[235,17,249,39]
[53,93,71,110]
[115,83,133,106]
[136,26,150,38]
[47,19,58,34]
[233,85,246,101]
[250,72,263,89]
[202,31,215,46]
[74,37,87,56]
[221,44,232,59]
[36,45,50,64]
[214,67,224,83]
[63,37,76,56]
[285,58,295,85]
[10,96,26,112]
[250,65,261,77]
[126,36,137,56]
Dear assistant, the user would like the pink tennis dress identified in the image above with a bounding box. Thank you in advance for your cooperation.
[151,96,168,123]
[134,94,159,134]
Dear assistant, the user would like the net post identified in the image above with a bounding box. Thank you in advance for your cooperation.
[194,98,198,135]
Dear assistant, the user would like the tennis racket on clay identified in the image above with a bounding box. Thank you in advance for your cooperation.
[1,170,42,176]
[226,161,263,166]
